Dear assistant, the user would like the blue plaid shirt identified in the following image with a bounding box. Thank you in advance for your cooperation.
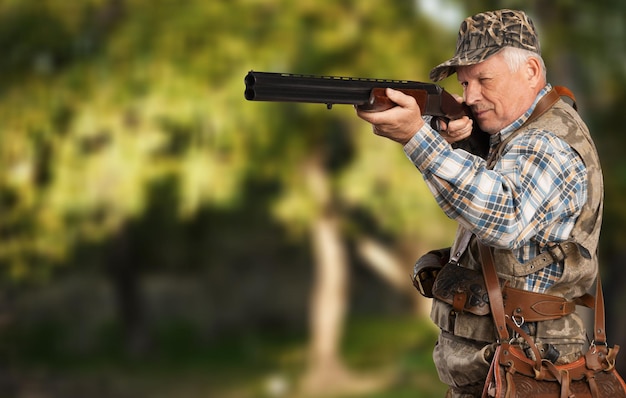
[404,86,587,292]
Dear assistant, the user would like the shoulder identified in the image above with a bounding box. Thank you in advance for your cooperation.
[500,128,586,185]
[509,128,579,159]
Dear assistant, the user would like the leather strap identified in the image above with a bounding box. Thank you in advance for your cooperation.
[526,86,576,125]
[554,85,577,111]
[525,87,561,127]
[594,276,606,344]
[478,242,509,341]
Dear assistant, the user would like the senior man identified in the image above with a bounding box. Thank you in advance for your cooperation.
[356,9,603,397]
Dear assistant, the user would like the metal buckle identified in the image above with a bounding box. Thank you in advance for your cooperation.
[413,267,439,297]
[546,243,567,263]
[589,340,608,355]
[412,272,427,296]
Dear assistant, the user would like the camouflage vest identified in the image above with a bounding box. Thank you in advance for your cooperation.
[431,99,604,347]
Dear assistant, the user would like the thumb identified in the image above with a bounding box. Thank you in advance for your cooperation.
[386,88,417,108]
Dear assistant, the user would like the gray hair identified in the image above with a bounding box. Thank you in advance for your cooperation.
[500,46,547,81]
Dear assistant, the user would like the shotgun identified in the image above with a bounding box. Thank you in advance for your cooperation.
[244,71,489,157]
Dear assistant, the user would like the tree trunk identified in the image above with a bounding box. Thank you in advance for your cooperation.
[299,154,389,396]
[300,153,351,394]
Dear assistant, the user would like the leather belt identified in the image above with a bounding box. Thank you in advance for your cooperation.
[502,286,593,322]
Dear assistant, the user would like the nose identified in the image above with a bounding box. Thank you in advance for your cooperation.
[463,82,481,106]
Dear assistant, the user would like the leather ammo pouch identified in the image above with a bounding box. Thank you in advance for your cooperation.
[432,262,492,316]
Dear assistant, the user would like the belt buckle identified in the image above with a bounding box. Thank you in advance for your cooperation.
[546,243,567,263]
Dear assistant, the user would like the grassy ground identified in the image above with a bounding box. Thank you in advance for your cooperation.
[2,315,447,397]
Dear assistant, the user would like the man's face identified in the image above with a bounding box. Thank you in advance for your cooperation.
[456,52,538,134]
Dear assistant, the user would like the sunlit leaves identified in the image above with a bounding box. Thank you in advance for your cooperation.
[0,0,458,281]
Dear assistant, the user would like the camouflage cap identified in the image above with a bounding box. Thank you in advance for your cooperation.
[429,9,541,82]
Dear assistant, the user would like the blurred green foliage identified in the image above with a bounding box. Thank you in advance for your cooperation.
[0,0,458,284]
[2,0,621,282]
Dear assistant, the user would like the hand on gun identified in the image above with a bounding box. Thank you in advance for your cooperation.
[356,88,473,146]
[434,92,474,144]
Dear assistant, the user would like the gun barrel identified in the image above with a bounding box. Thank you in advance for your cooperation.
[244,71,489,157]
[244,71,442,108]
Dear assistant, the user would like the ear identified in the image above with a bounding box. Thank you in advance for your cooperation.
[526,57,543,88]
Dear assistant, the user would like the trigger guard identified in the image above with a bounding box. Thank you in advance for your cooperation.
[430,116,449,132]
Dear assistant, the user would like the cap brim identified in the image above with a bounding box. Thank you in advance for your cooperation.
[429,46,503,82]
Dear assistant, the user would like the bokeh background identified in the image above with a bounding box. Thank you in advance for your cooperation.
[0,0,624,397]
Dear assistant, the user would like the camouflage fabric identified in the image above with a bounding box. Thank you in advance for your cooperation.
[430,9,541,82]
[433,332,494,396]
